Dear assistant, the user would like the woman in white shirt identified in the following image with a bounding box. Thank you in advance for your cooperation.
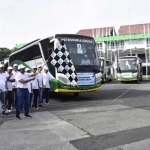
[31,66,39,109]
[43,66,51,104]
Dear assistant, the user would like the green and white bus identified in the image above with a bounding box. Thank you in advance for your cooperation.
[117,56,142,82]
[9,34,101,96]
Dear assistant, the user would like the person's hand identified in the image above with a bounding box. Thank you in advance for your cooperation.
[31,77,36,80]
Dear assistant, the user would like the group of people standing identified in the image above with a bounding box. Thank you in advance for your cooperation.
[0,63,51,120]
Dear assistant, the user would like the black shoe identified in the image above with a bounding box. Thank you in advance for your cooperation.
[15,116,21,120]
[39,105,43,107]
[1,111,8,116]
[25,114,32,118]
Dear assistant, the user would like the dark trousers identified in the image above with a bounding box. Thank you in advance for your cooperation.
[44,88,50,103]
[13,88,17,108]
[29,93,33,107]
[16,89,30,117]
[33,89,39,108]
[6,91,13,110]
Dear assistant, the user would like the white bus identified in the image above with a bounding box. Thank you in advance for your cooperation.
[117,56,142,83]
[9,34,101,97]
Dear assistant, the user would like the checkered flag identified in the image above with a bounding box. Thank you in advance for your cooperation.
[49,40,78,86]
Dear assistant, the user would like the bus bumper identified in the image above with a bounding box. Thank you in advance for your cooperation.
[54,86,101,93]
[117,77,138,81]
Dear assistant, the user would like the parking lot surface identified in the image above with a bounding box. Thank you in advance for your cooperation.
[1,80,150,150]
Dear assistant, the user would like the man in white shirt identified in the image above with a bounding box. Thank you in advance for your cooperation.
[0,64,7,116]
[43,66,51,104]
[5,66,15,112]
[15,64,35,120]
[31,66,39,109]
[81,54,91,65]
[12,64,18,108]
[37,65,43,107]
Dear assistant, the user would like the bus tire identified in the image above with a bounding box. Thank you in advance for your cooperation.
[74,93,79,97]
[140,75,142,81]
[137,77,140,83]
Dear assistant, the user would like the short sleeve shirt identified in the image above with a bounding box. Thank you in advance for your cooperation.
[42,72,51,88]
[31,73,39,89]
[16,72,30,88]
[0,73,6,92]
[5,72,15,91]
[12,70,18,88]
[81,59,91,65]
[37,73,43,88]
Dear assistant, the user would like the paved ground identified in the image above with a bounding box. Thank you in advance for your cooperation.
[1,80,150,150]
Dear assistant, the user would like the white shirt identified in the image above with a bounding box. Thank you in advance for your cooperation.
[16,72,31,88]
[43,72,51,88]
[81,59,91,65]
[37,72,43,88]
[5,72,15,91]
[12,70,18,88]
[31,73,39,89]
[0,73,6,92]
[28,81,32,93]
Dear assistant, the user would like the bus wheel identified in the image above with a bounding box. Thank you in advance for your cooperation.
[137,78,140,83]
[140,76,142,81]
[74,93,79,97]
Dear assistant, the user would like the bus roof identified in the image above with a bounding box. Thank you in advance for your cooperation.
[118,56,142,61]
[55,34,94,39]
[9,34,95,57]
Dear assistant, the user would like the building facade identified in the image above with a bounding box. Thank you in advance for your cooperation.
[77,23,150,77]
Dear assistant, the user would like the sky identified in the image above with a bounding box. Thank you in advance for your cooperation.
[0,0,150,48]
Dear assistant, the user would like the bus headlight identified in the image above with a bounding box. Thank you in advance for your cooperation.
[132,73,137,77]
[95,72,102,83]
[58,76,68,84]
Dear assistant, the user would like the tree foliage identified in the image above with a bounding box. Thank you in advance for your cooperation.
[0,47,17,61]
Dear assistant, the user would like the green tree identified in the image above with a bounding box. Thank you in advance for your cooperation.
[0,47,11,61]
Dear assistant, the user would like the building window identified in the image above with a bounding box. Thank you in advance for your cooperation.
[111,42,114,49]
[120,41,124,49]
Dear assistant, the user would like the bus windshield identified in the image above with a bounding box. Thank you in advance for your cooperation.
[58,37,100,72]
[118,58,137,71]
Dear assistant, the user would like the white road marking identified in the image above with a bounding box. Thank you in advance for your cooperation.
[113,84,136,102]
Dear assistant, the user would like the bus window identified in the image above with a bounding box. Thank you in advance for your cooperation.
[40,39,55,77]
[12,45,41,62]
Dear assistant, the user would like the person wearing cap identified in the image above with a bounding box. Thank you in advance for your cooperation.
[31,66,39,109]
[0,64,7,116]
[42,66,51,104]
[15,64,36,120]
[81,54,91,65]
[12,64,18,109]
[37,65,44,107]
[5,66,15,112]
[25,68,33,108]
